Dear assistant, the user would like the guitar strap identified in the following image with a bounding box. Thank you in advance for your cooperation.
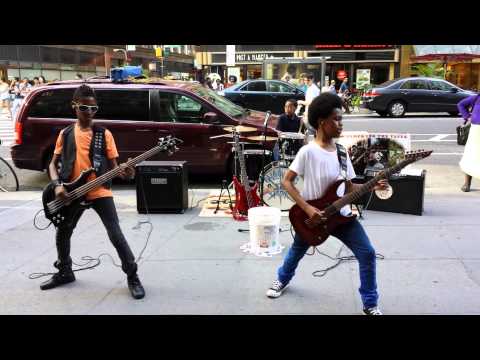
[336,143,348,179]
[91,127,105,173]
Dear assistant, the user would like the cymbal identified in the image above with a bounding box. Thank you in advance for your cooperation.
[227,142,249,145]
[210,133,248,139]
[223,125,257,133]
[246,135,278,141]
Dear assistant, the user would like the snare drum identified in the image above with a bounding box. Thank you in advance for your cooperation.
[278,132,306,161]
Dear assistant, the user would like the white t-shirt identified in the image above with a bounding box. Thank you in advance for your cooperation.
[304,83,321,126]
[289,142,356,216]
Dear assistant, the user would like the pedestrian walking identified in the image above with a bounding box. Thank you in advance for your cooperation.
[297,73,320,135]
[298,73,308,93]
[329,80,337,94]
[339,77,351,114]
[216,79,224,91]
[39,75,46,85]
[75,73,83,80]
[11,77,31,122]
[457,94,480,192]
[0,78,12,118]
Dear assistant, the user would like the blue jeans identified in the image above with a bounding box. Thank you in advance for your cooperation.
[277,219,378,308]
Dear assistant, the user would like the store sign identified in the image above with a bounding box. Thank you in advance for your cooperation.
[314,45,394,49]
[356,69,371,89]
[337,70,347,80]
[226,45,236,66]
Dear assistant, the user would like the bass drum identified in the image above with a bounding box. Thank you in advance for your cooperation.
[260,161,304,211]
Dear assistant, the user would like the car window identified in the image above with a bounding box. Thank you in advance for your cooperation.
[174,94,205,123]
[95,90,150,121]
[28,88,76,118]
[158,92,177,122]
[400,80,428,90]
[429,80,453,91]
[188,85,245,118]
[268,81,294,93]
[245,81,267,92]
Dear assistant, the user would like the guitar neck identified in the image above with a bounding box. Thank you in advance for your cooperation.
[327,158,413,214]
[68,144,165,201]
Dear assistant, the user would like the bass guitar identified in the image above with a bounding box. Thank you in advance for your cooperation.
[42,136,181,227]
[232,131,261,220]
[289,150,432,246]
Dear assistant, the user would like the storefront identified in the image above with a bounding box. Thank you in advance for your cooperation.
[307,45,400,90]
[197,45,401,89]
[410,45,480,91]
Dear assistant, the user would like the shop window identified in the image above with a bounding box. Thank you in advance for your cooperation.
[59,48,78,64]
[400,80,428,90]
[40,46,60,63]
[28,89,76,118]
[95,90,150,121]
[18,46,40,62]
[245,81,266,92]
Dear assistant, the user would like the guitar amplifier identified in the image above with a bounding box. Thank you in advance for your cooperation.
[352,170,426,216]
[135,161,188,214]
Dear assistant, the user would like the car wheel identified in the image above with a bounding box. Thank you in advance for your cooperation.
[376,111,388,117]
[388,101,406,117]
[448,111,460,117]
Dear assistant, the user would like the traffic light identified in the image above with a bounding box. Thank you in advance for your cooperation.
[155,47,163,58]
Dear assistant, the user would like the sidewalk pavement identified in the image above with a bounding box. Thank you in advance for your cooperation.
[1,167,480,315]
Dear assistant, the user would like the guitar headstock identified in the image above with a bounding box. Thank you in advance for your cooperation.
[158,136,183,155]
[404,149,433,163]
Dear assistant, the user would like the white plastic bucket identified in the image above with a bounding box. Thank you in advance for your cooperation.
[240,206,283,257]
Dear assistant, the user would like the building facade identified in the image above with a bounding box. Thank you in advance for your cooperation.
[197,45,402,88]
[0,45,196,82]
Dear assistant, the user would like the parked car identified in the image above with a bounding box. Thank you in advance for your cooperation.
[362,77,476,117]
[10,79,279,177]
[219,79,305,114]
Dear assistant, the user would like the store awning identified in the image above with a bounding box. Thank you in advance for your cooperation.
[412,45,480,62]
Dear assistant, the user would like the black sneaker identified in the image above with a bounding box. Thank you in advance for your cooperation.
[363,306,383,315]
[40,270,76,290]
[127,274,145,300]
[266,280,288,298]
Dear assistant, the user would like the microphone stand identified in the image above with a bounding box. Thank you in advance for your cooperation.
[259,111,271,206]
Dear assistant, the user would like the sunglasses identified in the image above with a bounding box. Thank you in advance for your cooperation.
[73,103,99,112]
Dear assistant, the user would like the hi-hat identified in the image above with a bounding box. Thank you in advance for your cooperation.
[246,135,278,141]
[223,125,257,133]
[210,133,248,139]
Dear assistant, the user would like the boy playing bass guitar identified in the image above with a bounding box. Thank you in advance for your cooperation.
[41,84,145,300]
[266,93,388,315]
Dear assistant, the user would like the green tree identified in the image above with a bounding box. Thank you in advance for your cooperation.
[411,63,445,79]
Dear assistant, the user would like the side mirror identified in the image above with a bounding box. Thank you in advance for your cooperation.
[293,88,299,94]
[203,112,220,124]
[450,87,459,93]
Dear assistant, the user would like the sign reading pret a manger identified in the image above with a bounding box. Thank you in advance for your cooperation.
[211,52,294,64]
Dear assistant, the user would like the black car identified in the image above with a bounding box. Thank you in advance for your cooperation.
[219,79,305,114]
[362,77,476,117]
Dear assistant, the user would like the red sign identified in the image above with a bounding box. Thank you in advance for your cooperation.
[337,70,347,80]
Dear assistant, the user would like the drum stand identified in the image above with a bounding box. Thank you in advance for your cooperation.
[259,117,270,206]
[214,180,234,214]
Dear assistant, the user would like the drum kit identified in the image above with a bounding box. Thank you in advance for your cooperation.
[209,123,307,211]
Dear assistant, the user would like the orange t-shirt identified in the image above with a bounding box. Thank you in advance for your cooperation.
[54,124,119,200]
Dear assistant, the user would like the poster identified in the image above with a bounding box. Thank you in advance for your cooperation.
[226,45,236,66]
[356,69,371,89]
[227,67,241,82]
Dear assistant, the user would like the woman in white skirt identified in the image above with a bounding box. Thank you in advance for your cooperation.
[458,94,480,192]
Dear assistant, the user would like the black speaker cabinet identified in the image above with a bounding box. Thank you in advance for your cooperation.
[136,161,188,214]
[352,170,426,216]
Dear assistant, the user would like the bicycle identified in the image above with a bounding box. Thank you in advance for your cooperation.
[0,139,19,192]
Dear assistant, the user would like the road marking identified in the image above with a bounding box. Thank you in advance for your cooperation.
[430,153,463,155]
[411,139,457,142]
[427,134,449,141]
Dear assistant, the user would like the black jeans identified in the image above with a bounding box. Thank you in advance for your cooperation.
[55,196,137,276]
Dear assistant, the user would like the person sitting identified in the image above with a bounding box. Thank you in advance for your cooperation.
[273,99,301,161]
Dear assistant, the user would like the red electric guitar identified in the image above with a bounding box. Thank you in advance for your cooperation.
[232,131,261,221]
[289,150,432,246]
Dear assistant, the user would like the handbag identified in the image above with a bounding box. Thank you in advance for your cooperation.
[457,121,471,145]
[457,95,479,145]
